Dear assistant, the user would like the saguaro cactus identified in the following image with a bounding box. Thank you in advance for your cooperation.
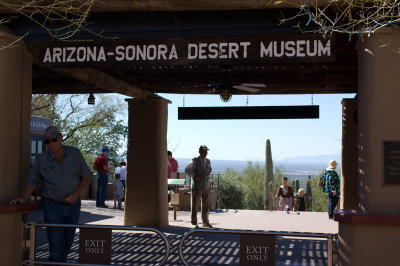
[305,175,313,210]
[295,179,300,193]
[264,139,274,210]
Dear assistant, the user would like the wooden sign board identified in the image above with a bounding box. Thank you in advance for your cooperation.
[383,141,400,185]
[171,193,180,205]
[240,234,275,266]
[39,34,335,68]
[79,228,112,264]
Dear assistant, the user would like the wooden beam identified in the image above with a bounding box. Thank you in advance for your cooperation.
[53,67,153,100]
[26,44,154,99]
[90,0,336,12]
[0,1,340,14]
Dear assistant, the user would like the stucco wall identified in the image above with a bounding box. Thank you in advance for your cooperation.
[358,27,400,213]
[339,223,400,266]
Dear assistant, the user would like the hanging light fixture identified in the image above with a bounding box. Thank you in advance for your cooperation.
[88,92,95,105]
[220,90,232,102]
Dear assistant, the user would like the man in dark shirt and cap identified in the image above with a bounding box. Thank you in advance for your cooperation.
[10,126,91,263]
[185,145,213,228]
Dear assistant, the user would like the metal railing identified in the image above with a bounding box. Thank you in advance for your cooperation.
[23,222,170,266]
[178,228,336,266]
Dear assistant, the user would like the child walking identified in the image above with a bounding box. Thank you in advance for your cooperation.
[113,174,123,209]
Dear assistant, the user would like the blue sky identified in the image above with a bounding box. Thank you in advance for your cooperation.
[159,93,355,161]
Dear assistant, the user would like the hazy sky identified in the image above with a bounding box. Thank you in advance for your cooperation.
[161,92,355,161]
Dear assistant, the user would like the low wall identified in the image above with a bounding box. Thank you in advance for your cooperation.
[335,210,400,266]
[83,176,117,200]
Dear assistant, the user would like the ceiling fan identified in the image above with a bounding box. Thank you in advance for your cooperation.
[183,68,267,102]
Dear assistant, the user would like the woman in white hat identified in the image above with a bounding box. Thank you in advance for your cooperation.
[322,160,340,219]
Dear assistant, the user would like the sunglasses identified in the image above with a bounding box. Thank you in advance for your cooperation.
[44,137,58,144]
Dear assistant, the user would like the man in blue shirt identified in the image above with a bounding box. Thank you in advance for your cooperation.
[11,126,91,263]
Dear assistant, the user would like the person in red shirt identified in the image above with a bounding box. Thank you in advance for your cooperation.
[93,147,110,208]
[168,151,179,179]
[167,151,179,203]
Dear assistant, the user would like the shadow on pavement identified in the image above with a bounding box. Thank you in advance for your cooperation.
[29,201,331,265]
[33,231,328,265]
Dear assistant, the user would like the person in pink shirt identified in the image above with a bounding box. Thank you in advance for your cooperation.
[168,151,179,179]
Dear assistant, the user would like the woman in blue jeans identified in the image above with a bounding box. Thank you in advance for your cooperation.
[323,160,341,219]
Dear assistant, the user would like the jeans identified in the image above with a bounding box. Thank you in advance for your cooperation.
[43,198,81,262]
[96,173,109,206]
[328,193,339,218]
[120,180,125,201]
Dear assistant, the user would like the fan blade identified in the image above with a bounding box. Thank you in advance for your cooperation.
[233,86,260,93]
[240,83,267,88]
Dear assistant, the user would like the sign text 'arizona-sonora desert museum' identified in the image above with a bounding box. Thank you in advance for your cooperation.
[39,33,334,67]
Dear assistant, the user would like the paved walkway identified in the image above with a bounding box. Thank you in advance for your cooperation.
[29,199,338,265]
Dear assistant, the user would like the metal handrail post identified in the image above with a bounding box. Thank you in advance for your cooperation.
[24,222,36,265]
[327,233,333,266]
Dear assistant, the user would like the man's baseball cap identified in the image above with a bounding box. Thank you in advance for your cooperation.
[102,147,109,153]
[199,145,209,151]
[43,126,61,139]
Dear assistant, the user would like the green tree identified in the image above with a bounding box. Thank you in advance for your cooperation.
[31,94,60,121]
[242,161,265,210]
[218,168,245,209]
[31,94,128,173]
[310,173,328,212]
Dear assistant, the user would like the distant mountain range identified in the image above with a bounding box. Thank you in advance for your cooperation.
[176,152,341,177]
[277,152,341,164]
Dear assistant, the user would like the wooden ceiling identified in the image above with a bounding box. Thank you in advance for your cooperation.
[1,6,357,98]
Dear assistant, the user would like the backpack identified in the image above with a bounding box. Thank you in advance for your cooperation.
[318,176,324,187]
[318,170,326,188]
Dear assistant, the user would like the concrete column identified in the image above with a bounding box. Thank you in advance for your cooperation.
[340,98,358,209]
[124,97,170,228]
[0,32,32,266]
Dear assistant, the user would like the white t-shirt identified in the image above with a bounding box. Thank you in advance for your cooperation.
[114,166,126,181]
